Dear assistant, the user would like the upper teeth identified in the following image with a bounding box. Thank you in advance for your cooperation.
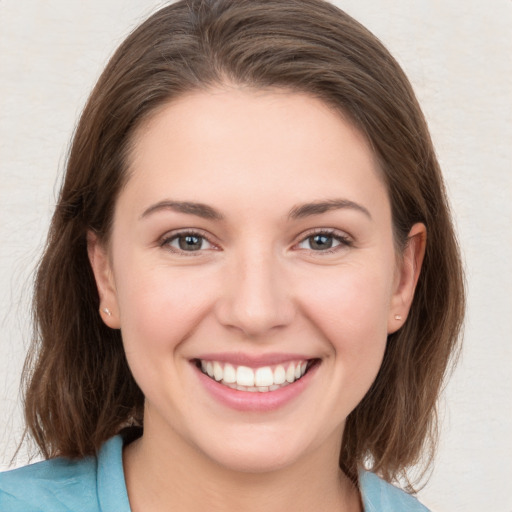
[200,360,309,392]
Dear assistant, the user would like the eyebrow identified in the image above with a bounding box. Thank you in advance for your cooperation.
[140,198,371,222]
[288,199,372,220]
[140,200,224,220]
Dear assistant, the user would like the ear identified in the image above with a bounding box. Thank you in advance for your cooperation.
[388,223,427,333]
[87,231,121,329]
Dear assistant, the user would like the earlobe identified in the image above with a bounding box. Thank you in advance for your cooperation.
[87,231,121,329]
[388,223,427,333]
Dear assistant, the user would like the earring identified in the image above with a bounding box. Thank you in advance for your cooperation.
[394,314,402,321]
[101,307,112,317]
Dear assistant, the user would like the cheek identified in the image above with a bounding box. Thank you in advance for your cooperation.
[297,261,393,363]
[304,260,393,321]
[112,261,220,404]
[113,256,217,354]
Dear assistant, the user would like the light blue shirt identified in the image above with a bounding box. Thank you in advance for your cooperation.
[0,434,429,511]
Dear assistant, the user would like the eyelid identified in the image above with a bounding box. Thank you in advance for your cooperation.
[159,228,220,254]
[158,227,353,255]
[293,228,354,253]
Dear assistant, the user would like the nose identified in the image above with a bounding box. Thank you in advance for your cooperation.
[215,248,295,338]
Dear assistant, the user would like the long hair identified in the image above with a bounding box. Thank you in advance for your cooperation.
[23,0,464,487]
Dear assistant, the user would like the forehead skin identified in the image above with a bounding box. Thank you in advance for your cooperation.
[123,87,388,231]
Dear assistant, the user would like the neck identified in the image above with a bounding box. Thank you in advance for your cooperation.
[123,422,361,512]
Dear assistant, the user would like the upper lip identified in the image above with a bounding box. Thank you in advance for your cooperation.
[193,352,316,367]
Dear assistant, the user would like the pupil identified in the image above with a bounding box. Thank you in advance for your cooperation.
[179,235,202,251]
[310,234,332,250]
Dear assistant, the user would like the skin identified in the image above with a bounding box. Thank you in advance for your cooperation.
[88,87,425,512]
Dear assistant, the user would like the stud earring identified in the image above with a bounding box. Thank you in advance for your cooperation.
[394,314,402,321]
[101,307,112,317]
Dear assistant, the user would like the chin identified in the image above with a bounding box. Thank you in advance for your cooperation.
[191,423,322,474]
[207,443,301,474]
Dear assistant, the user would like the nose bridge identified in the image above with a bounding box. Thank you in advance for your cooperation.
[217,243,294,336]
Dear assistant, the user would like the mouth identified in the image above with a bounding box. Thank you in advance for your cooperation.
[194,358,319,393]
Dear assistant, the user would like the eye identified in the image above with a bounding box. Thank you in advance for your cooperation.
[162,231,215,253]
[296,230,352,252]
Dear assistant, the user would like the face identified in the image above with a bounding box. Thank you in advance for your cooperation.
[90,88,423,474]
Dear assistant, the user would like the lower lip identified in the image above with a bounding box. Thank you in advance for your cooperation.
[193,362,319,412]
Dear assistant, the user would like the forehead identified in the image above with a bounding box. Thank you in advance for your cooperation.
[121,87,388,219]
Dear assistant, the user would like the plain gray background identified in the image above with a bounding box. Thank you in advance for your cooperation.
[1,1,511,510]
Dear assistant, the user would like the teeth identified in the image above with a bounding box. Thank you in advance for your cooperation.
[213,361,223,381]
[274,365,286,384]
[285,364,295,383]
[255,367,274,387]
[236,366,255,387]
[198,359,311,391]
[223,363,236,383]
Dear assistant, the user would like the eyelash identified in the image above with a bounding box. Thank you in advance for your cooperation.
[294,228,353,255]
[160,229,217,255]
[159,228,353,256]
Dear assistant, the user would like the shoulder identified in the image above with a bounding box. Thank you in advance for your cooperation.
[0,435,130,512]
[0,454,99,512]
[359,470,431,512]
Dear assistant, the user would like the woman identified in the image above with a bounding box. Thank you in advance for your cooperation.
[0,0,464,510]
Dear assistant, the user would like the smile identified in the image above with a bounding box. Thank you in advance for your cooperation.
[196,359,314,392]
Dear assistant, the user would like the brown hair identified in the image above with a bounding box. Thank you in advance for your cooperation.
[23,0,464,488]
